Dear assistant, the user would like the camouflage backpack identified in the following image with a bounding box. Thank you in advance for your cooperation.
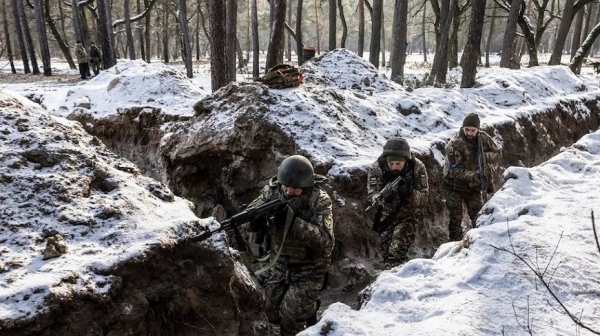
[255,64,303,89]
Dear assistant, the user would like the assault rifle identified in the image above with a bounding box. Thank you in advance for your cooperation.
[190,198,286,242]
[365,175,405,212]
[477,136,489,203]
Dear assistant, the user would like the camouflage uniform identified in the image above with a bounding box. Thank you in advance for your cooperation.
[367,156,429,266]
[248,176,334,336]
[443,130,501,240]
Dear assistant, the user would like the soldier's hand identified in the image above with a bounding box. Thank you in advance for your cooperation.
[273,204,294,227]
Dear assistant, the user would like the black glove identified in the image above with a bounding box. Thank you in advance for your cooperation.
[250,215,267,231]
[397,182,413,198]
[273,204,293,228]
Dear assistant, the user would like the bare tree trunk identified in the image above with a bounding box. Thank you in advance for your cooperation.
[549,0,574,65]
[196,1,201,60]
[71,0,83,42]
[137,0,145,61]
[448,6,460,68]
[296,0,303,64]
[429,0,456,83]
[124,0,136,59]
[145,0,151,62]
[328,0,336,50]
[286,0,292,60]
[2,0,15,73]
[381,9,386,67]
[422,0,427,62]
[461,0,486,87]
[570,21,600,73]
[266,0,286,69]
[17,0,39,74]
[178,0,193,77]
[391,0,407,80]
[97,0,115,69]
[32,0,51,75]
[369,0,383,67]
[251,0,259,77]
[570,4,585,58]
[162,2,169,62]
[43,0,75,69]
[58,0,66,37]
[485,4,496,67]
[500,0,521,68]
[209,0,228,90]
[199,0,211,49]
[314,0,320,54]
[226,0,237,82]
[358,0,364,56]
[10,0,29,73]
[338,0,347,48]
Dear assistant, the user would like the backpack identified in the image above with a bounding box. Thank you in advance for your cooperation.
[255,64,303,89]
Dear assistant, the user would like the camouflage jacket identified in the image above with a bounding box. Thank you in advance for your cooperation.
[443,130,501,192]
[367,156,429,218]
[247,176,334,272]
[75,45,88,64]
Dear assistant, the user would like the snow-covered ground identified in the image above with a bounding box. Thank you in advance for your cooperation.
[301,131,600,335]
[1,50,600,333]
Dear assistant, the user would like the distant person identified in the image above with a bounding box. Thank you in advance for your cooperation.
[89,42,102,76]
[366,138,429,268]
[74,41,89,80]
[443,113,502,241]
[247,155,334,336]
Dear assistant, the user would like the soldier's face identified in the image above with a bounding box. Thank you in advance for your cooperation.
[387,161,406,171]
[463,126,479,140]
[281,185,303,197]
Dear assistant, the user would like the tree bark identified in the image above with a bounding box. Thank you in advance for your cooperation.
[314,0,320,54]
[43,0,75,69]
[32,0,51,75]
[369,0,383,68]
[296,0,303,64]
[178,0,193,77]
[338,0,347,48]
[209,0,228,91]
[448,4,461,69]
[266,0,286,70]
[145,0,151,62]
[461,0,486,87]
[391,0,407,80]
[422,0,427,62]
[162,2,169,62]
[10,0,29,73]
[124,0,136,59]
[17,0,39,74]
[71,0,83,42]
[286,0,292,61]
[328,0,336,50]
[226,0,237,82]
[137,0,145,61]
[500,0,521,68]
[570,4,585,59]
[570,21,600,73]
[381,9,386,67]
[358,0,364,56]
[251,0,259,77]
[485,4,496,67]
[2,0,16,73]
[549,0,575,64]
[96,0,115,69]
[429,0,456,83]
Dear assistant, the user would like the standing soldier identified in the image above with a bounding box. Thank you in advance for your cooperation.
[367,138,429,267]
[443,113,501,241]
[74,41,89,80]
[247,155,334,336]
[89,42,102,76]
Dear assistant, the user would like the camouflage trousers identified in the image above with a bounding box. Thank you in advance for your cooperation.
[445,188,482,241]
[379,216,417,267]
[265,260,324,336]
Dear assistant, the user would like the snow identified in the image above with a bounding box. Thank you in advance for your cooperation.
[0,91,212,325]
[300,131,600,335]
[2,50,600,333]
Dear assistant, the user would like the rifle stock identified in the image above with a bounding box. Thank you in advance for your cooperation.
[190,198,286,242]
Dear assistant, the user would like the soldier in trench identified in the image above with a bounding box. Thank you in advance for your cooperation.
[247,155,334,336]
[442,113,501,241]
[367,137,429,268]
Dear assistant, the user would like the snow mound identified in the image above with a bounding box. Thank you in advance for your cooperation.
[302,49,403,92]
[0,92,206,326]
[55,60,207,118]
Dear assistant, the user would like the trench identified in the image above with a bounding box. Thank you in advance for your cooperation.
[68,95,600,332]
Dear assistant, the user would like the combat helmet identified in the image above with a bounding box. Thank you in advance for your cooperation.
[277,155,315,188]
[382,137,412,160]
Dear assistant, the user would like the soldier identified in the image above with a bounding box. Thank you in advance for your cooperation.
[89,42,102,76]
[443,113,501,241]
[248,155,334,336]
[367,138,429,267]
[74,41,89,80]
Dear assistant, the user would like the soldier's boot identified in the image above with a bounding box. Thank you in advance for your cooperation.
[448,219,463,241]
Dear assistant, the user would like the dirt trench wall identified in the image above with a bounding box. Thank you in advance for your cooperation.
[70,92,600,293]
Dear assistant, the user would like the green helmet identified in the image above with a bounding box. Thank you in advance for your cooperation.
[277,155,314,188]
[382,137,412,160]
